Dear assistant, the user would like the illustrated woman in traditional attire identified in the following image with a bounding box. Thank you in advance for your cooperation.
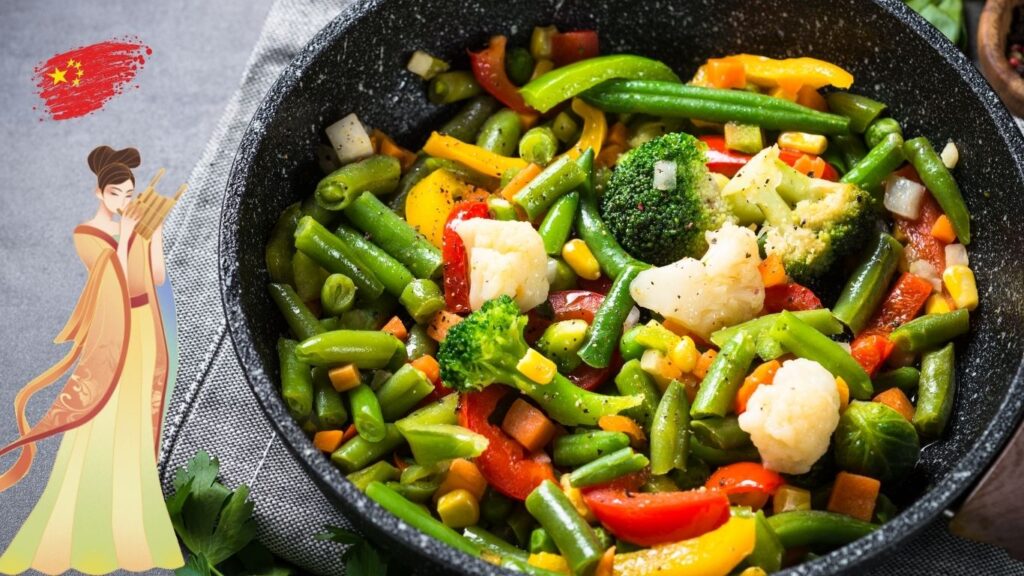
[0,146,183,573]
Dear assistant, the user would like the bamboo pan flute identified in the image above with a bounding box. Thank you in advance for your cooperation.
[124,168,186,240]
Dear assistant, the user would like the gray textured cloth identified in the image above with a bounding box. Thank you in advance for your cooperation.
[155,0,1024,573]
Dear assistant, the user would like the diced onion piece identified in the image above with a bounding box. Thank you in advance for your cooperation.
[884,175,927,219]
[622,306,640,332]
[652,160,677,191]
[940,141,959,169]
[326,113,374,165]
[909,260,942,293]
[406,50,449,80]
[945,243,969,268]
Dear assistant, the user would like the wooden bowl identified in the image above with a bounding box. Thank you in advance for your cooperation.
[979,0,1024,116]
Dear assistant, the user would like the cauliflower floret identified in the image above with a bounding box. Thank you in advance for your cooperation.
[738,358,841,474]
[454,219,549,312]
[629,223,764,339]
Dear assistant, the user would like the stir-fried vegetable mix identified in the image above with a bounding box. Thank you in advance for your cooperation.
[266,26,977,576]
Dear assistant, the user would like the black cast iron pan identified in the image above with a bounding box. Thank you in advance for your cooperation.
[220,0,1024,573]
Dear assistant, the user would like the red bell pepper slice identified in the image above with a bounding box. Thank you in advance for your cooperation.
[459,386,557,500]
[893,171,946,273]
[442,201,490,314]
[706,462,784,511]
[526,290,614,390]
[763,282,823,313]
[583,486,731,547]
[851,272,933,374]
[469,35,536,115]
[849,333,896,376]
[550,31,600,66]
[700,135,751,177]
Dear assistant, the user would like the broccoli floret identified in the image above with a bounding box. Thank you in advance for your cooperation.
[722,146,873,284]
[437,295,641,426]
[600,132,732,266]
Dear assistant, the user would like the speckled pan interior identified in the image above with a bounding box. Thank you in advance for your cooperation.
[220,0,1024,573]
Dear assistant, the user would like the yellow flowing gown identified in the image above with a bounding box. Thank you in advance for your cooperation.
[0,225,183,574]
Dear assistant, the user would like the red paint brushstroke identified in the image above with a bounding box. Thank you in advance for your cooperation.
[34,38,150,120]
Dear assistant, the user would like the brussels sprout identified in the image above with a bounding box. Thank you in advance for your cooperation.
[834,401,920,483]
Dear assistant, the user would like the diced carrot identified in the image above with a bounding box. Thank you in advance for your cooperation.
[735,360,781,414]
[595,546,616,576]
[930,214,956,244]
[596,144,624,168]
[796,85,828,111]
[500,162,543,201]
[770,78,803,101]
[313,430,345,453]
[372,129,417,172]
[502,398,557,452]
[606,122,628,148]
[757,254,789,288]
[436,458,487,501]
[426,310,463,342]
[598,415,646,447]
[827,471,880,522]
[873,387,915,421]
[692,349,718,380]
[328,364,362,392]
[381,316,409,341]
[791,154,828,179]
[341,424,359,444]
[410,355,441,384]
[706,58,747,89]
[836,377,850,411]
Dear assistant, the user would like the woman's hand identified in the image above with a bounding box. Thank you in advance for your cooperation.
[119,212,138,240]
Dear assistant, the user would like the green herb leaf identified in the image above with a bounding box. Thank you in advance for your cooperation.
[346,542,388,576]
[316,525,364,546]
[175,552,212,576]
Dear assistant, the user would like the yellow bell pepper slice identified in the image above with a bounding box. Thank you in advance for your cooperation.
[422,131,527,178]
[720,54,853,90]
[405,169,469,248]
[613,516,756,576]
[566,98,607,159]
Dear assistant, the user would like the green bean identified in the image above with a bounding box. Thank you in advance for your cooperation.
[268,283,324,341]
[428,71,482,105]
[318,317,340,331]
[614,359,661,430]
[551,111,580,144]
[399,279,446,324]
[464,526,528,560]
[688,436,760,466]
[266,202,301,284]
[830,133,869,169]
[294,216,384,299]
[634,321,680,353]
[671,456,712,489]
[487,197,519,221]
[377,364,435,421]
[346,461,400,492]
[315,155,401,211]
[331,425,405,473]
[690,417,752,451]
[439,95,501,143]
[400,460,448,485]
[552,430,631,468]
[344,192,444,279]
[476,109,522,156]
[291,250,329,303]
[365,481,482,556]
[592,527,614,551]
[513,154,586,220]
[873,367,920,392]
[904,137,971,244]
[825,92,887,133]
[568,447,649,488]
[505,47,535,86]
[749,510,784,572]
[650,380,690,475]
[832,233,904,334]
[840,133,906,192]
[548,258,578,291]
[277,338,313,422]
[710,309,842,354]
[535,319,588,374]
[387,342,409,373]
[397,393,459,429]
[691,332,756,419]
[767,510,877,549]
[333,224,415,298]
[769,311,873,399]
[890,310,969,353]
[480,488,516,526]
[573,149,640,279]
[865,117,903,149]
[385,479,439,503]
[538,192,579,256]
[529,528,558,554]
[518,126,559,166]
[405,324,438,361]
[499,556,566,576]
[391,154,431,215]
[295,329,403,369]
[521,56,681,113]
[313,368,348,429]
[577,264,644,368]
[914,342,956,438]
[301,194,341,227]
[320,273,356,316]
[821,145,848,176]
[337,308,384,330]
[349,384,386,442]
[507,507,538,547]
[399,423,488,464]
[525,480,604,576]
[619,326,645,361]
[640,474,679,493]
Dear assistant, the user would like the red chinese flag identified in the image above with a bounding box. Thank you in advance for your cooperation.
[34,38,151,120]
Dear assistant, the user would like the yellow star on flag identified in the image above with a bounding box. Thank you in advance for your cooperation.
[66,58,76,67]
[47,67,67,85]
[72,78,80,87]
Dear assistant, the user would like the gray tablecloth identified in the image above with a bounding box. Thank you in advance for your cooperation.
[155,0,1024,574]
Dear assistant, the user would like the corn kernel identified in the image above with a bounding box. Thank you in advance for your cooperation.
[925,293,952,315]
[942,265,978,311]
[669,336,700,373]
[562,239,601,280]
[436,488,480,528]
[740,568,769,576]
[778,131,828,155]
[560,474,596,522]
[529,553,571,574]
[517,348,557,385]
[640,348,682,389]
[835,377,850,412]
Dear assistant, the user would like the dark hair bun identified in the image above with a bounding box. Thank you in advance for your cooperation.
[88,146,141,189]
